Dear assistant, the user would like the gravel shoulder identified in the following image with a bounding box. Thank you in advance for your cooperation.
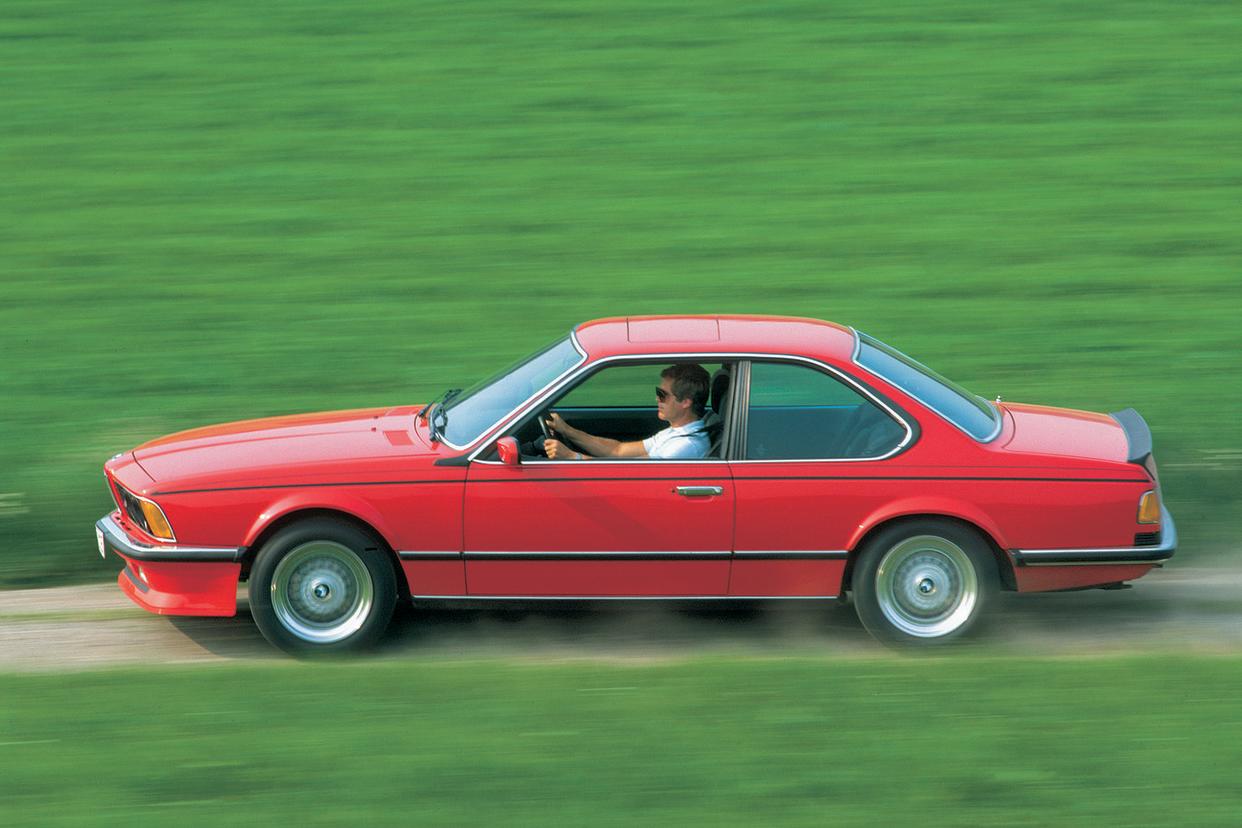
[1,568,1239,671]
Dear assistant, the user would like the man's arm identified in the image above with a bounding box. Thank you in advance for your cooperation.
[545,413,648,459]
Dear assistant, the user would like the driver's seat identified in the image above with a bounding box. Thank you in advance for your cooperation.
[701,367,732,457]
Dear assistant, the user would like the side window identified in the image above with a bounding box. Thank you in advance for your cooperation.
[746,362,905,460]
[556,364,663,409]
[557,362,723,410]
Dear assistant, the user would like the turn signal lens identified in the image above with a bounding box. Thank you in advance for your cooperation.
[139,499,175,540]
[1137,490,1160,524]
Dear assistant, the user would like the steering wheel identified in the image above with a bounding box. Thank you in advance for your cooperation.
[538,409,575,450]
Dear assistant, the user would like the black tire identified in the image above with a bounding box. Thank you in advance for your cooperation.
[852,520,997,647]
[248,518,398,656]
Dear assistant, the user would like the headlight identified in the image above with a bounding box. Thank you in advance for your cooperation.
[114,482,176,541]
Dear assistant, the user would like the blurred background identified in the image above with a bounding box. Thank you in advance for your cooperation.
[2,0,1239,586]
[2,2,1241,822]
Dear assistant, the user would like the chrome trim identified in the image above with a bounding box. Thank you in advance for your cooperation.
[437,330,589,451]
[402,549,848,559]
[460,550,733,558]
[471,457,727,466]
[411,595,841,601]
[850,327,1003,444]
[464,351,916,464]
[733,550,849,558]
[95,513,243,563]
[675,486,724,497]
[1020,560,1166,568]
[1014,505,1177,566]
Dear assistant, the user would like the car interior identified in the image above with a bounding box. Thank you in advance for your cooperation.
[484,358,907,462]
[495,361,731,461]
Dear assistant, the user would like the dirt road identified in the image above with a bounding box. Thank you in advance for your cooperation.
[1,568,1238,671]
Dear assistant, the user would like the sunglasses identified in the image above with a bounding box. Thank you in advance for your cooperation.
[655,386,677,402]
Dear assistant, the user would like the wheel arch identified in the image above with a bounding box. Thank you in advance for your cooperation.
[240,507,410,599]
[842,512,1016,593]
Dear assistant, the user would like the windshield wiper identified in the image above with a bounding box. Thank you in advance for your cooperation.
[418,388,461,421]
[419,387,462,442]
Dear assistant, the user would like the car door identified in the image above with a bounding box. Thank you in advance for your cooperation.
[461,360,734,597]
[463,460,733,596]
[727,359,913,597]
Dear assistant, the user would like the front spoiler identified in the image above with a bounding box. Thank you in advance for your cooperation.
[97,512,240,617]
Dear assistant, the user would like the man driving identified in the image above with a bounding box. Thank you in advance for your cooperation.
[543,363,711,460]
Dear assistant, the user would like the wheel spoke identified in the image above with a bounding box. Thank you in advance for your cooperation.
[270,541,374,644]
[874,535,978,638]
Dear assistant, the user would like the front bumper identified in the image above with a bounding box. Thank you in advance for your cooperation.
[96,513,243,562]
[96,512,241,616]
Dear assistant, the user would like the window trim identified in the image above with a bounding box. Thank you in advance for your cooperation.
[850,328,1002,444]
[465,352,917,465]
[734,357,917,463]
[472,355,735,465]
[437,330,588,451]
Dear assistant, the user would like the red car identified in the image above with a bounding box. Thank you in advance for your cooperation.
[96,315,1175,653]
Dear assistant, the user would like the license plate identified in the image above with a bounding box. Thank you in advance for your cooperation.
[96,527,106,559]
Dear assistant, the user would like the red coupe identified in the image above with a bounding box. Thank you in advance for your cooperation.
[96,316,1175,653]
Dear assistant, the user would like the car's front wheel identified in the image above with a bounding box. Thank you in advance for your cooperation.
[248,518,397,655]
[852,520,996,647]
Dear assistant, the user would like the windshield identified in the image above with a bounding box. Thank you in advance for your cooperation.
[854,331,999,442]
[440,334,585,447]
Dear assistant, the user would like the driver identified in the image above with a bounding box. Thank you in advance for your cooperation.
[543,363,711,460]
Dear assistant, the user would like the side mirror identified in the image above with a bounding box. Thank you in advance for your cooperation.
[496,436,521,466]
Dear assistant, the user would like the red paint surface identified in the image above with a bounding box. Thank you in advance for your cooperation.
[117,555,240,616]
[466,560,731,597]
[1013,564,1155,592]
[98,315,1169,619]
[401,559,466,596]
[729,559,847,597]
[464,461,732,595]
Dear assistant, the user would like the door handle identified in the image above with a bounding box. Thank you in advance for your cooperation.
[675,486,724,498]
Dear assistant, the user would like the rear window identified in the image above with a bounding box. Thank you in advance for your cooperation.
[854,332,999,442]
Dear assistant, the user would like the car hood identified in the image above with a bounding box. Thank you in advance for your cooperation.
[132,406,439,488]
[996,402,1129,463]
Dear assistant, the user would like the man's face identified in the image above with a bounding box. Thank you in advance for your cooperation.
[655,378,687,422]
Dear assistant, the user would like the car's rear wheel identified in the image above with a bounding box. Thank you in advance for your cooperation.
[852,520,996,647]
[249,518,397,655]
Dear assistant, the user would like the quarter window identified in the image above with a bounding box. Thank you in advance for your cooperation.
[746,362,906,460]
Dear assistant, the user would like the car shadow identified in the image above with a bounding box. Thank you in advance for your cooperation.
[165,605,276,660]
[376,598,874,659]
[161,581,1207,661]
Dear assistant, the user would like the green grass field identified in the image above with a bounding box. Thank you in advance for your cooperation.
[2,0,1240,586]
[0,656,1239,825]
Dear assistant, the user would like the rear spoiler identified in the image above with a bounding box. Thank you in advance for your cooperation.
[1109,408,1153,465]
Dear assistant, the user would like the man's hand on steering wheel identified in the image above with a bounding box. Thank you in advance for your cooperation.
[544,438,579,460]
[539,411,579,459]
[543,411,570,438]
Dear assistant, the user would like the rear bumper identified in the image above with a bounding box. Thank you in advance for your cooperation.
[1012,505,1178,567]
[97,512,240,616]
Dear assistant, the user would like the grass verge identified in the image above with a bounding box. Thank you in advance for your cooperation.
[1,656,1240,825]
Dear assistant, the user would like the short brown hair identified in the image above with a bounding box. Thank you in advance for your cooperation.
[661,363,710,417]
